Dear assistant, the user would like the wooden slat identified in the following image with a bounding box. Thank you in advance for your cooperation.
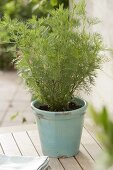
[81,128,102,161]
[84,118,96,137]
[49,158,65,170]
[0,133,21,156]
[59,157,82,170]
[27,130,43,155]
[12,131,38,156]
[84,119,102,148]
[76,144,94,170]
[27,130,64,170]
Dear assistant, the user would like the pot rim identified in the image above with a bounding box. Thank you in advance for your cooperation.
[31,97,88,117]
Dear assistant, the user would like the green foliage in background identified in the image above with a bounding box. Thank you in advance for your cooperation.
[0,0,68,70]
[0,43,15,70]
[90,106,113,170]
[0,0,69,19]
[0,19,16,70]
[0,0,106,111]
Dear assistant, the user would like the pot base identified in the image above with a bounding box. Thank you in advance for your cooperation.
[42,150,79,158]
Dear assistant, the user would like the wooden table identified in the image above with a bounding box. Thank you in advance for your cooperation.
[0,124,102,170]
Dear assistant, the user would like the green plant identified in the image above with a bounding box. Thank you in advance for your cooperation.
[90,106,113,170]
[0,21,16,70]
[0,0,106,111]
[0,0,68,70]
[0,0,69,20]
[0,44,15,70]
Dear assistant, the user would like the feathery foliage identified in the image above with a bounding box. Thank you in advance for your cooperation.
[0,0,106,111]
[0,0,68,70]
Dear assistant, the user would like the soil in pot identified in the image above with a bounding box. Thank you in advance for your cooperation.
[38,101,82,112]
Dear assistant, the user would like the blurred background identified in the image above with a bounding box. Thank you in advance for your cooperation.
[0,0,113,127]
[0,0,69,126]
[0,0,68,71]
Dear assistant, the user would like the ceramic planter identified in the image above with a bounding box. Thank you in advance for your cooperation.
[31,97,87,158]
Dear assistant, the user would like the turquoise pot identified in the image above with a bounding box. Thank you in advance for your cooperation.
[31,97,87,158]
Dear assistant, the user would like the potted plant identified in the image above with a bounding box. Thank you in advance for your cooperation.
[0,0,106,157]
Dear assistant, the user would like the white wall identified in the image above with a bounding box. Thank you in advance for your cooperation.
[93,0,113,47]
[70,0,113,47]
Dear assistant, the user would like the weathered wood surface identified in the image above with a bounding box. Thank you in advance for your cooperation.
[0,124,102,170]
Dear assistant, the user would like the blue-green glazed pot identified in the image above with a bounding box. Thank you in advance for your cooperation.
[31,97,87,158]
